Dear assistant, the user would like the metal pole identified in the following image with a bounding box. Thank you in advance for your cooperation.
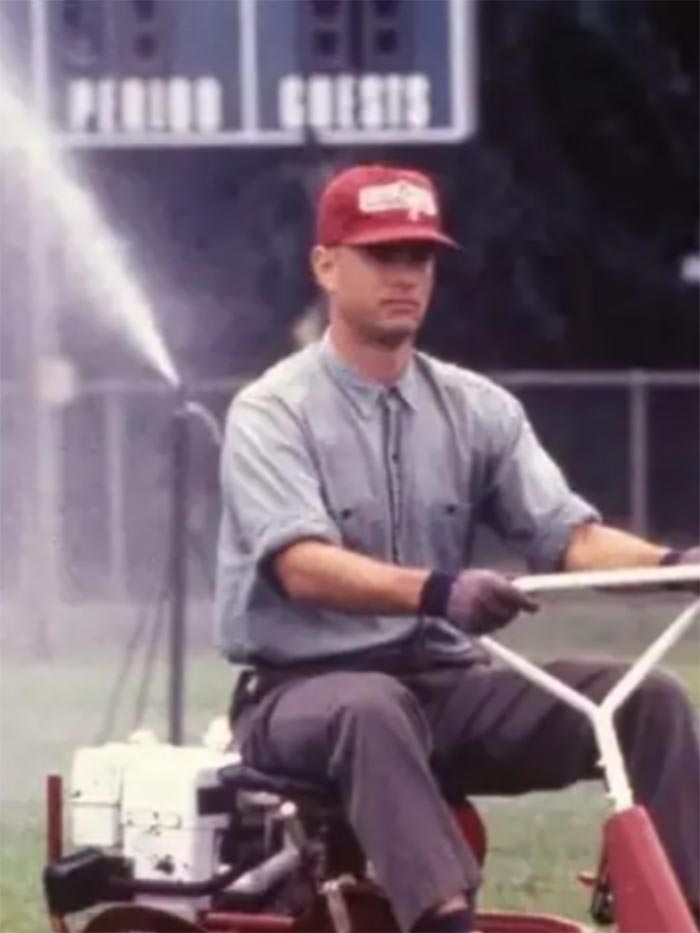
[21,0,61,654]
[483,594,699,812]
[104,392,128,596]
[168,390,189,745]
[515,564,700,593]
[629,372,650,537]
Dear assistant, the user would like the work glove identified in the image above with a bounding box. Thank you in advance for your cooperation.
[677,546,700,565]
[445,569,539,636]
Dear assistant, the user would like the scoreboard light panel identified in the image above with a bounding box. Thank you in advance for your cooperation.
[46,0,475,147]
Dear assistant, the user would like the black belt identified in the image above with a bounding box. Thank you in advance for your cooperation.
[229,667,300,722]
[229,649,490,722]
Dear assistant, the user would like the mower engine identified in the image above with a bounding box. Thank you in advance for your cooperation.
[47,732,364,927]
[66,737,240,919]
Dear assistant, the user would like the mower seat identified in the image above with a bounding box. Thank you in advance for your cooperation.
[216,761,366,880]
[216,761,487,868]
[218,762,339,809]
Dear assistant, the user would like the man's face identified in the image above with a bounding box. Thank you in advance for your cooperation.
[312,242,437,346]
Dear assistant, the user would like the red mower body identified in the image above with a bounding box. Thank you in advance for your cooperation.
[604,805,695,933]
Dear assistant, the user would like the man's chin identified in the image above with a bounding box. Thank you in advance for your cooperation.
[370,320,421,348]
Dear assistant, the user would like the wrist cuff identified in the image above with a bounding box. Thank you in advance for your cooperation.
[659,549,682,567]
[418,571,456,618]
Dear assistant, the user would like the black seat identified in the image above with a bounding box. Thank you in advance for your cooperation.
[215,762,366,879]
[213,762,485,877]
[217,762,338,808]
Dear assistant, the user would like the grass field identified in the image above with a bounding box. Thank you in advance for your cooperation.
[0,594,698,933]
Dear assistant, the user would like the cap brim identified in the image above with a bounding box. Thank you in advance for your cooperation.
[340,225,460,250]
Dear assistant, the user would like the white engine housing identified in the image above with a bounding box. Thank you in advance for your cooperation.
[70,735,240,917]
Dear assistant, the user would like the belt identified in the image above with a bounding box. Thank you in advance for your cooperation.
[229,667,300,722]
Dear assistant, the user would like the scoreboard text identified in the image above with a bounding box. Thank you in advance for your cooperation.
[48,0,473,145]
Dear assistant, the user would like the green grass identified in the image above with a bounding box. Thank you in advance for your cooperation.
[0,803,42,933]
[1,596,698,933]
[479,788,607,919]
[0,649,235,933]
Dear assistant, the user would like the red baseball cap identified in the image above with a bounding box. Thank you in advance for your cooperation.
[316,164,458,249]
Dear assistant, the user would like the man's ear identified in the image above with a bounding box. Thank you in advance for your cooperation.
[311,245,337,294]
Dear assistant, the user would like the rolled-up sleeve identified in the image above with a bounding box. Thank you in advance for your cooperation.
[480,392,600,571]
[221,392,342,569]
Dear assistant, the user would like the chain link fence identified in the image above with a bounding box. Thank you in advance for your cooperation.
[1,371,697,609]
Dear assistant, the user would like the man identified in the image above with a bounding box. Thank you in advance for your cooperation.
[215,164,699,933]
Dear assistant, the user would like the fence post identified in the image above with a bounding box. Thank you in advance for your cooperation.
[104,391,128,596]
[629,372,650,537]
[18,0,62,656]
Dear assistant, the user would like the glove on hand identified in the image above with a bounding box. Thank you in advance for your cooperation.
[678,546,700,565]
[445,569,538,636]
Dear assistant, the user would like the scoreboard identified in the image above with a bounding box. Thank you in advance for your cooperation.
[43,0,475,147]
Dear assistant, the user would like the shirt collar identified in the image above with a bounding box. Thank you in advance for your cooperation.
[319,330,419,419]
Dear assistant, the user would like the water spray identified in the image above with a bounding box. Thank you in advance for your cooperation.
[0,45,179,387]
[1,33,226,742]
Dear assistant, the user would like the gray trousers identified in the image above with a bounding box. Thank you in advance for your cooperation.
[232,658,700,932]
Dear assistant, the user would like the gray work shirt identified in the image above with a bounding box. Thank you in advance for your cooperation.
[215,333,599,669]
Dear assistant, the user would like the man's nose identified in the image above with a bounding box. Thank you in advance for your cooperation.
[388,269,422,293]
[385,260,423,285]
[397,280,418,296]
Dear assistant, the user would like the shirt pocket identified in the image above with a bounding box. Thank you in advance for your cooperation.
[331,498,387,558]
[426,501,473,572]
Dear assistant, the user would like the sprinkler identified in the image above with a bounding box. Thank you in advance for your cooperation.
[2,23,227,743]
[168,386,190,745]
[167,386,223,745]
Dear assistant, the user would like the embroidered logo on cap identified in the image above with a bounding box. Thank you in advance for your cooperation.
[358,180,437,222]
